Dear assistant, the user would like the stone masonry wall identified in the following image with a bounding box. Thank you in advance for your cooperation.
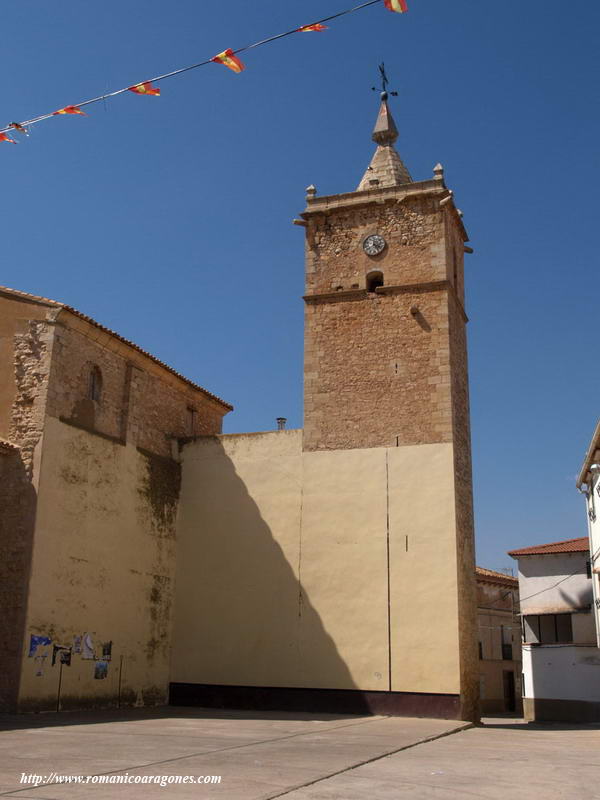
[303,191,455,453]
[305,195,445,295]
[0,303,55,711]
[304,288,453,451]
[46,319,226,457]
[9,319,55,475]
[3,304,229,713]
[0,446,36,712]
[448,287,478,720]
[445,210,466,303]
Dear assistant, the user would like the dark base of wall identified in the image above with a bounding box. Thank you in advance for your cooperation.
[169,683,464,719]
[480,698,523,715]
[524,697,600,723]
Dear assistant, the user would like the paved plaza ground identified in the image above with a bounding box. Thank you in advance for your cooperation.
[0,708,598,799]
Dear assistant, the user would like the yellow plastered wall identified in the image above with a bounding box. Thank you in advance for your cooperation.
[18,416,178,711]
[171,431,462,695]
[388,444,460,693]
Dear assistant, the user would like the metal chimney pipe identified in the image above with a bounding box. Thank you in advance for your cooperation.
[276,417,287,431]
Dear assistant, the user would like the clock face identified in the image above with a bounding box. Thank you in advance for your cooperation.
[363,234,386,256]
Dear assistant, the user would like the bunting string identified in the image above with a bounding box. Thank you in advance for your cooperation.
[1,0,408,140]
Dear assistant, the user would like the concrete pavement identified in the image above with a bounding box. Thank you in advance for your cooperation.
[0,709,597,799]
[0,709,468,799]
[282,717,600,799]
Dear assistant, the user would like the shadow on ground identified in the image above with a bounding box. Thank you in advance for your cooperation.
[0,705,369,732]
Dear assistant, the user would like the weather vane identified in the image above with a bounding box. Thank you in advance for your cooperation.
[371,62,398,101]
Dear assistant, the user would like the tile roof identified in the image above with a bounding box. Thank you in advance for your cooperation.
[508,537,589,557]
[0,286,232,411]
[475,566,518,586]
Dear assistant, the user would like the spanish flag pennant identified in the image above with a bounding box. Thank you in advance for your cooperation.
[297,24,328,32]
[0,132,17,143]
[10,122,29,136]
[384,0,408,12]
[128,81,161,96]
[211,48,245,74]
[53,105,87,116]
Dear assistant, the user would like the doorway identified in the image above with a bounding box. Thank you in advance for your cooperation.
[503,670,516,712]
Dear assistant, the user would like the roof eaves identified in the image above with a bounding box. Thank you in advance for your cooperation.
[475,566,518,586]
[0,285,233,411]
[577,419,600,489]
[59,307,233,411]
[508,537,590,557]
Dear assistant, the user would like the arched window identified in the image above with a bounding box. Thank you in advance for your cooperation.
[89,366,103,403]
[366,271,384,293]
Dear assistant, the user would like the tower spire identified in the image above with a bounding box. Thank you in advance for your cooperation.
[357,64,412,191]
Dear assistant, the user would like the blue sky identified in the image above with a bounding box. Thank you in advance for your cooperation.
[2,1,599,570]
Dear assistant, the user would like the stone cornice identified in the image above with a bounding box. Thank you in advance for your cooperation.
[302,179,443,215]
[301,179,469,243]
[303,280,469,322]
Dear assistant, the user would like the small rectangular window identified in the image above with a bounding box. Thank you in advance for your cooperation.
[525,613,573,644]
[501,625,512,660]
[540,615,557,644]
[186,407,196,436]
[555,614,573,643]
[478,641,483,660]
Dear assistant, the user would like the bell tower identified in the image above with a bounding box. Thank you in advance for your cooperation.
[299,81,479,720]
[302,89,470,455]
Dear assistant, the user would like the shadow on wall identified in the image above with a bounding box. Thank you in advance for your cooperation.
[170,435,373,715]
[519,557,592,610]
[521,556,600,722]
[558,585,594,609]
[0,450,37,713]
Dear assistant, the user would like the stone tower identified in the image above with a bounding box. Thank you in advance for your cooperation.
[300,93,479,719]
[302,95,469,456]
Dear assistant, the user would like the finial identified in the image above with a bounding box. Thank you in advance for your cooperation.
[305,184,317,200]
[371,62,398,102]
[433,163,444,180]
[358,63,412,190]
[370,63,399,146]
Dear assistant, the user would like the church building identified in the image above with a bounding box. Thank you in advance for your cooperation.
[0,92,479,720]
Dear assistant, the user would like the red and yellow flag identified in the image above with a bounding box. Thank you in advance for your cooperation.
[211,48,245,74]
[297,24,328,32]
[128,81,161,96]
[0,132,17,143]
[53,105,87,116]
[384,0,408,12]
[10,122,29,135]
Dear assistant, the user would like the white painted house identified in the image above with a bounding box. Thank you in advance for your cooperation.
[508,538,600,722]
[576,420,600,647]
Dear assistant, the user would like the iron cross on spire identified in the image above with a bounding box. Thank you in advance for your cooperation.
[371,62,398,101]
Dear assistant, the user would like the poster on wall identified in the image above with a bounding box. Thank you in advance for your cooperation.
[82,633,95,660]
[94,660,108,680]
[52,645,72,666]
[28,634,51,657]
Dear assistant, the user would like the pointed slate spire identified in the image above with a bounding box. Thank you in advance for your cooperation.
[357,94,412,191]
